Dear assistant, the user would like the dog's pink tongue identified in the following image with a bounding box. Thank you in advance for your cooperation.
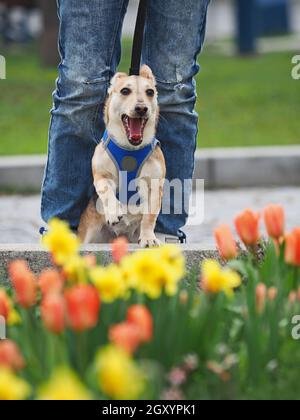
[128,118,142,141]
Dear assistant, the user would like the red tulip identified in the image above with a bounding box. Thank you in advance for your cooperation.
[285,228,300,267]
[0,290,10,320]
[64,285,100,332]
[109,322,141,354]
[41,293,65,334]
[127,305,153,342]
[39,269,63,297]
[0,340,25,371]
[112,237,128,264]
[214,224,238,260]
[8,260,37,308]
[235,209,260,246]
[264,205,285,239]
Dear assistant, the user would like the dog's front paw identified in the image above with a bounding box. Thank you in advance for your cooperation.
[138,233,161,248]
[105,204,125,227]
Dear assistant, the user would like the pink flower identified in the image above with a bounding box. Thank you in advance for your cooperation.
[167,368,187,387]
[162,388,184,401]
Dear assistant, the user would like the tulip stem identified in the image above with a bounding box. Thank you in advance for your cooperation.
[75,332,87,378]
[293,267,299,290]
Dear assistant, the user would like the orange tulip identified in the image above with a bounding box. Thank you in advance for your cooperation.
[109,322,141,354]
[83,255,97,268]
[214,224,238,260]
[127,305,153,342]
[285,228,300,267]
[8,260,37,308]
[289,291,297,305]
[256,283,267,314]
[0,340,25,371]
[64,285,100,332]
[267,287,278,302]
[235,209,260,246]
[41,293,65,334]
[112,237,129,264]
[0,290,10,320]
[297,287,300,302]
[264,205,285,239]
[39,269,63,297]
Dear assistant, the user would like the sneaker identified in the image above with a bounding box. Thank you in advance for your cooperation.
[155,229,187,244]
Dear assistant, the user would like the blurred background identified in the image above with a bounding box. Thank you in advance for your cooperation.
[0,0,300,154]
[0,0,299,244]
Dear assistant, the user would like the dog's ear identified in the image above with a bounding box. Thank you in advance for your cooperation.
[140,65,156,84]
[110,72,128,87]
[108,72,128,94]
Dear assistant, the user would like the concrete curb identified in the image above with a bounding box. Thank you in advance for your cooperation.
[194,146,300,188]
[0,244,218,286]
[0,156,46,191]
[0,146,299,191]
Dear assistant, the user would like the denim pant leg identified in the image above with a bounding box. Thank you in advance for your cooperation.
[144,0,210,236]
[41,0,129,229]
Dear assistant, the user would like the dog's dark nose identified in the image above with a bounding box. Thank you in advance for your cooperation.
[135,105,148,117]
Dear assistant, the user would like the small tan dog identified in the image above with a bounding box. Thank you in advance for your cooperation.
[78,65,166,247]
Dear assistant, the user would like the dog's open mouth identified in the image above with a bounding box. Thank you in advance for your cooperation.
[122,115,148,146]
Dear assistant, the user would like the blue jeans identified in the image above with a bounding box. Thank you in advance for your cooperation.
[41,0,210,236]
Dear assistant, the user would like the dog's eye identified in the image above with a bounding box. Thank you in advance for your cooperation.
[120,88,131,96]
[146,89,155,97]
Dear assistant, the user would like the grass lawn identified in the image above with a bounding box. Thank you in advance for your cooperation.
[0,40,299,155]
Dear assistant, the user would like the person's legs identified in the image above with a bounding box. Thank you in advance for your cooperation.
[41,0,129,229]
[144,0,210,236]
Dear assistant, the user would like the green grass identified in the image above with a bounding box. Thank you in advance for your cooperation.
[0,41,299,155]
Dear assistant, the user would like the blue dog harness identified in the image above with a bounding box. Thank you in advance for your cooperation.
[102,130,160,204]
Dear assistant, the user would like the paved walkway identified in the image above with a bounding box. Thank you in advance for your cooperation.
[0,188,299,246]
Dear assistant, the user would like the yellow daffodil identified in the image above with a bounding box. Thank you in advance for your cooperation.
[155,245,186,295]
[42,219,80,265]
[38,367,92,400]
[123,251,166,298]
[0,289,21,327]
[63,254,88,283]
[0,368,31,400]
[123,246,185,299]
[155,244,186,281]
[200,259,241,298]
[120,254,140,289]
[96,345,145,400]
[90,265,126,303]
[7,308,21,326]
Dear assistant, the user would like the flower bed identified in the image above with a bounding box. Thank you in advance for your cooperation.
[0,205,300,400]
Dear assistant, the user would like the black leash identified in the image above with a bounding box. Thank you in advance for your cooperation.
[129,0,148,76]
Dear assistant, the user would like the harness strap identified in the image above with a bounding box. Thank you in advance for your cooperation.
[129,0,148,76]
[102,131,159,204]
